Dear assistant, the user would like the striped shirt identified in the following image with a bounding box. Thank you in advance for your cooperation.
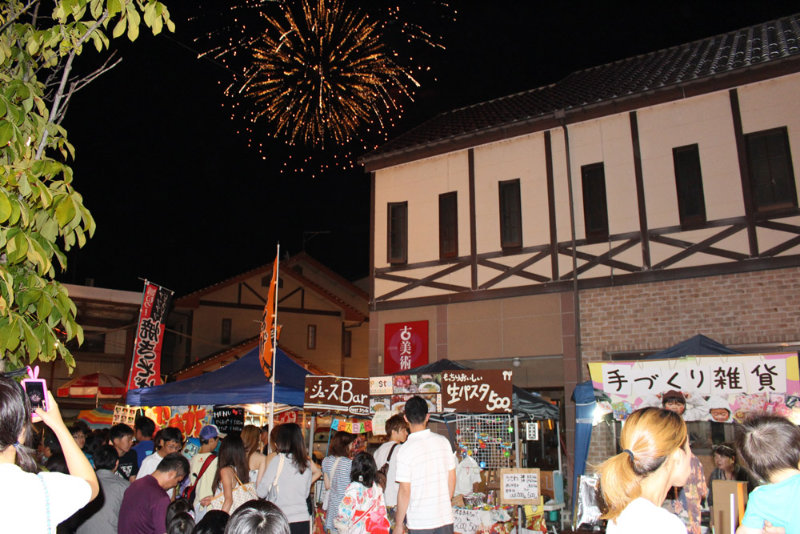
[322,455,352,531]
[395,429,456,529]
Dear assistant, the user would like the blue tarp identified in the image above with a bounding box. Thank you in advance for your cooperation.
[126,347,308,407]
[571,380,596,512]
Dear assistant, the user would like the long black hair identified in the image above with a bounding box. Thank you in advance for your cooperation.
[0,375,38,473]
[350,452,377,488]
[275,423,309,474]
[212,435,250,492]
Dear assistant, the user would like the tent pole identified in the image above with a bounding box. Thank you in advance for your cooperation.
[308,415,316,457]
[268,244,280,438]
[513,415,520,467]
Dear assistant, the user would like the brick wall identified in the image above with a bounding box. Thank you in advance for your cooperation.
[580,266,800,465]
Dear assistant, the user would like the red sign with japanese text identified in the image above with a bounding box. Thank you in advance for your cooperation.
[384,320,429,374]
[127,282,172,390]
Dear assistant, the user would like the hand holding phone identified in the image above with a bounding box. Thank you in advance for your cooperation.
[21,365,50,419]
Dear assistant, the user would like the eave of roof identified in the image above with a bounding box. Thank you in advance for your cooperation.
[361,13,800,172]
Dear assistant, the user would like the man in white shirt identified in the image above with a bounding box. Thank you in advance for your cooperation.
[374,413,409,525]
[188,424,221,518]
[137,427,183,497]
[394,396,456,534]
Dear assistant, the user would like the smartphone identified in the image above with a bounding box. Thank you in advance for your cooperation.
[21,377,49,414]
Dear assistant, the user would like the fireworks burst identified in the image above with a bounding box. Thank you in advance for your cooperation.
[192,0,453,176]
[246,0,416,147]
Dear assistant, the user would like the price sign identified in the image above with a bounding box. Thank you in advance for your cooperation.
[453,508,484,534]
[441,370,513,413]
[500,468,540,504]
[370,376,393,395]
[213,406,245,434]
[304,376,370,415]
[526,422,539,441]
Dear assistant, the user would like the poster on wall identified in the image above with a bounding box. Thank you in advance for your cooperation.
[588,353,800,422]
[384,320,429,373]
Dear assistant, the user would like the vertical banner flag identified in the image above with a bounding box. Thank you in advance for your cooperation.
[259,256,281,380]
[127,282,173,390]
[384,320,429,374]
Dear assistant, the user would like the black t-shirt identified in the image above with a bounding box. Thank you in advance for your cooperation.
[117,449,139,480]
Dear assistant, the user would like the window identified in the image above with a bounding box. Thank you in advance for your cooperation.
[499,179,522,249]
[745,127,797,212]
[438,192,458,259]
[672,144,707,227]
[581,163,609,242]
[342,329,352,358]
[221,318,232,345]
[307,325,317,350]
[387,202,408,264]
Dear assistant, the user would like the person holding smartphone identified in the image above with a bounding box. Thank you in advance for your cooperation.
[0,374,100,532]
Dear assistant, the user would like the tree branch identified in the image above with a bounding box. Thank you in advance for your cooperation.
[0,0,40,36]
[36,11,109,160]
[54,52,122,126]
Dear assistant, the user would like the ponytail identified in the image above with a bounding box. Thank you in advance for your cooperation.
[597,407,686,521]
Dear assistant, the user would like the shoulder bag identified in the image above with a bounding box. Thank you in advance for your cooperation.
[321,456,342,511]
[206,470,258,513]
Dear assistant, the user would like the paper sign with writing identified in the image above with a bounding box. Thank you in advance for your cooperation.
[453,508,484,534]
[441,370,513,413]
[213,406,245,434]
[589,353,800,422]
[526,422,539,441]
[500,468,540,504]
[369,376,393,395]
[304,376,370,415]
[143,405,213,438]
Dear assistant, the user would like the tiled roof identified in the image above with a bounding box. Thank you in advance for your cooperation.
[362,13,800,169]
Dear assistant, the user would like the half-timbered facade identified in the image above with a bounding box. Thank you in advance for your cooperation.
[362,14,800,473]
[165,252,369,377]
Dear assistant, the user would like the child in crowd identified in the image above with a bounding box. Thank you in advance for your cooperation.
[735,414,800,534]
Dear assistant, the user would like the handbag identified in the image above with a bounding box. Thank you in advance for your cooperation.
[206,470,258,513]
[264,453,285,502]
[375,443,398,491]
[321,456,342,511]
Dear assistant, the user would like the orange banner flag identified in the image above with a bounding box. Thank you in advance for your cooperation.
[259,257,281,380]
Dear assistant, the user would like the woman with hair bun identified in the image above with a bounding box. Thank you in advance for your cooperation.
[597,407,691,533]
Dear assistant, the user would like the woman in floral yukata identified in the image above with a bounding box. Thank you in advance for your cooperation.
[334,451,390,534]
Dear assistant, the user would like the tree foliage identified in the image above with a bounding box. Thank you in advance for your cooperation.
[0,0,173,371]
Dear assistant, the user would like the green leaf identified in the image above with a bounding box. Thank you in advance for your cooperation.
[112,17,127,39]
[108,0,122,16]
[0,99,6,118]
[0,121,12,146]
[1,318,20,353]
[55,195,76,226]
[0,192,11,223]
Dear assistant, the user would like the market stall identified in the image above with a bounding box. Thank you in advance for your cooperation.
[382,363,560,534]
[122,346,309,437]
[579,336,800,532]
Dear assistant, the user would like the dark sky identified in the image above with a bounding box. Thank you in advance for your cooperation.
[61,1,799,296]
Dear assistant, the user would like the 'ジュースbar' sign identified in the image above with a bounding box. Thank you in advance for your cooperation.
[304,376,370,416]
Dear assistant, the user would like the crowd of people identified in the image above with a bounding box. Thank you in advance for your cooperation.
[7,366,800,534]
[0,376,459,534]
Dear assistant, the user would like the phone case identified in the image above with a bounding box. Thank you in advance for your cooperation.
[21,365,49,414]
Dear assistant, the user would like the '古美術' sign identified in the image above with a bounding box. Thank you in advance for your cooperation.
[589,353,800,422]
[384,321,428,373]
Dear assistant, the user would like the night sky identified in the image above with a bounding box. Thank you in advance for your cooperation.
[60,1,799,296]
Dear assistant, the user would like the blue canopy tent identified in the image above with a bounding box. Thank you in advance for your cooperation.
[644,333,740,359]
[126,347,308,407]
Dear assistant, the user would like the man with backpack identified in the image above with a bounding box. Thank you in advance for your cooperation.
[186,424,221,519]
[373,413,409,527]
